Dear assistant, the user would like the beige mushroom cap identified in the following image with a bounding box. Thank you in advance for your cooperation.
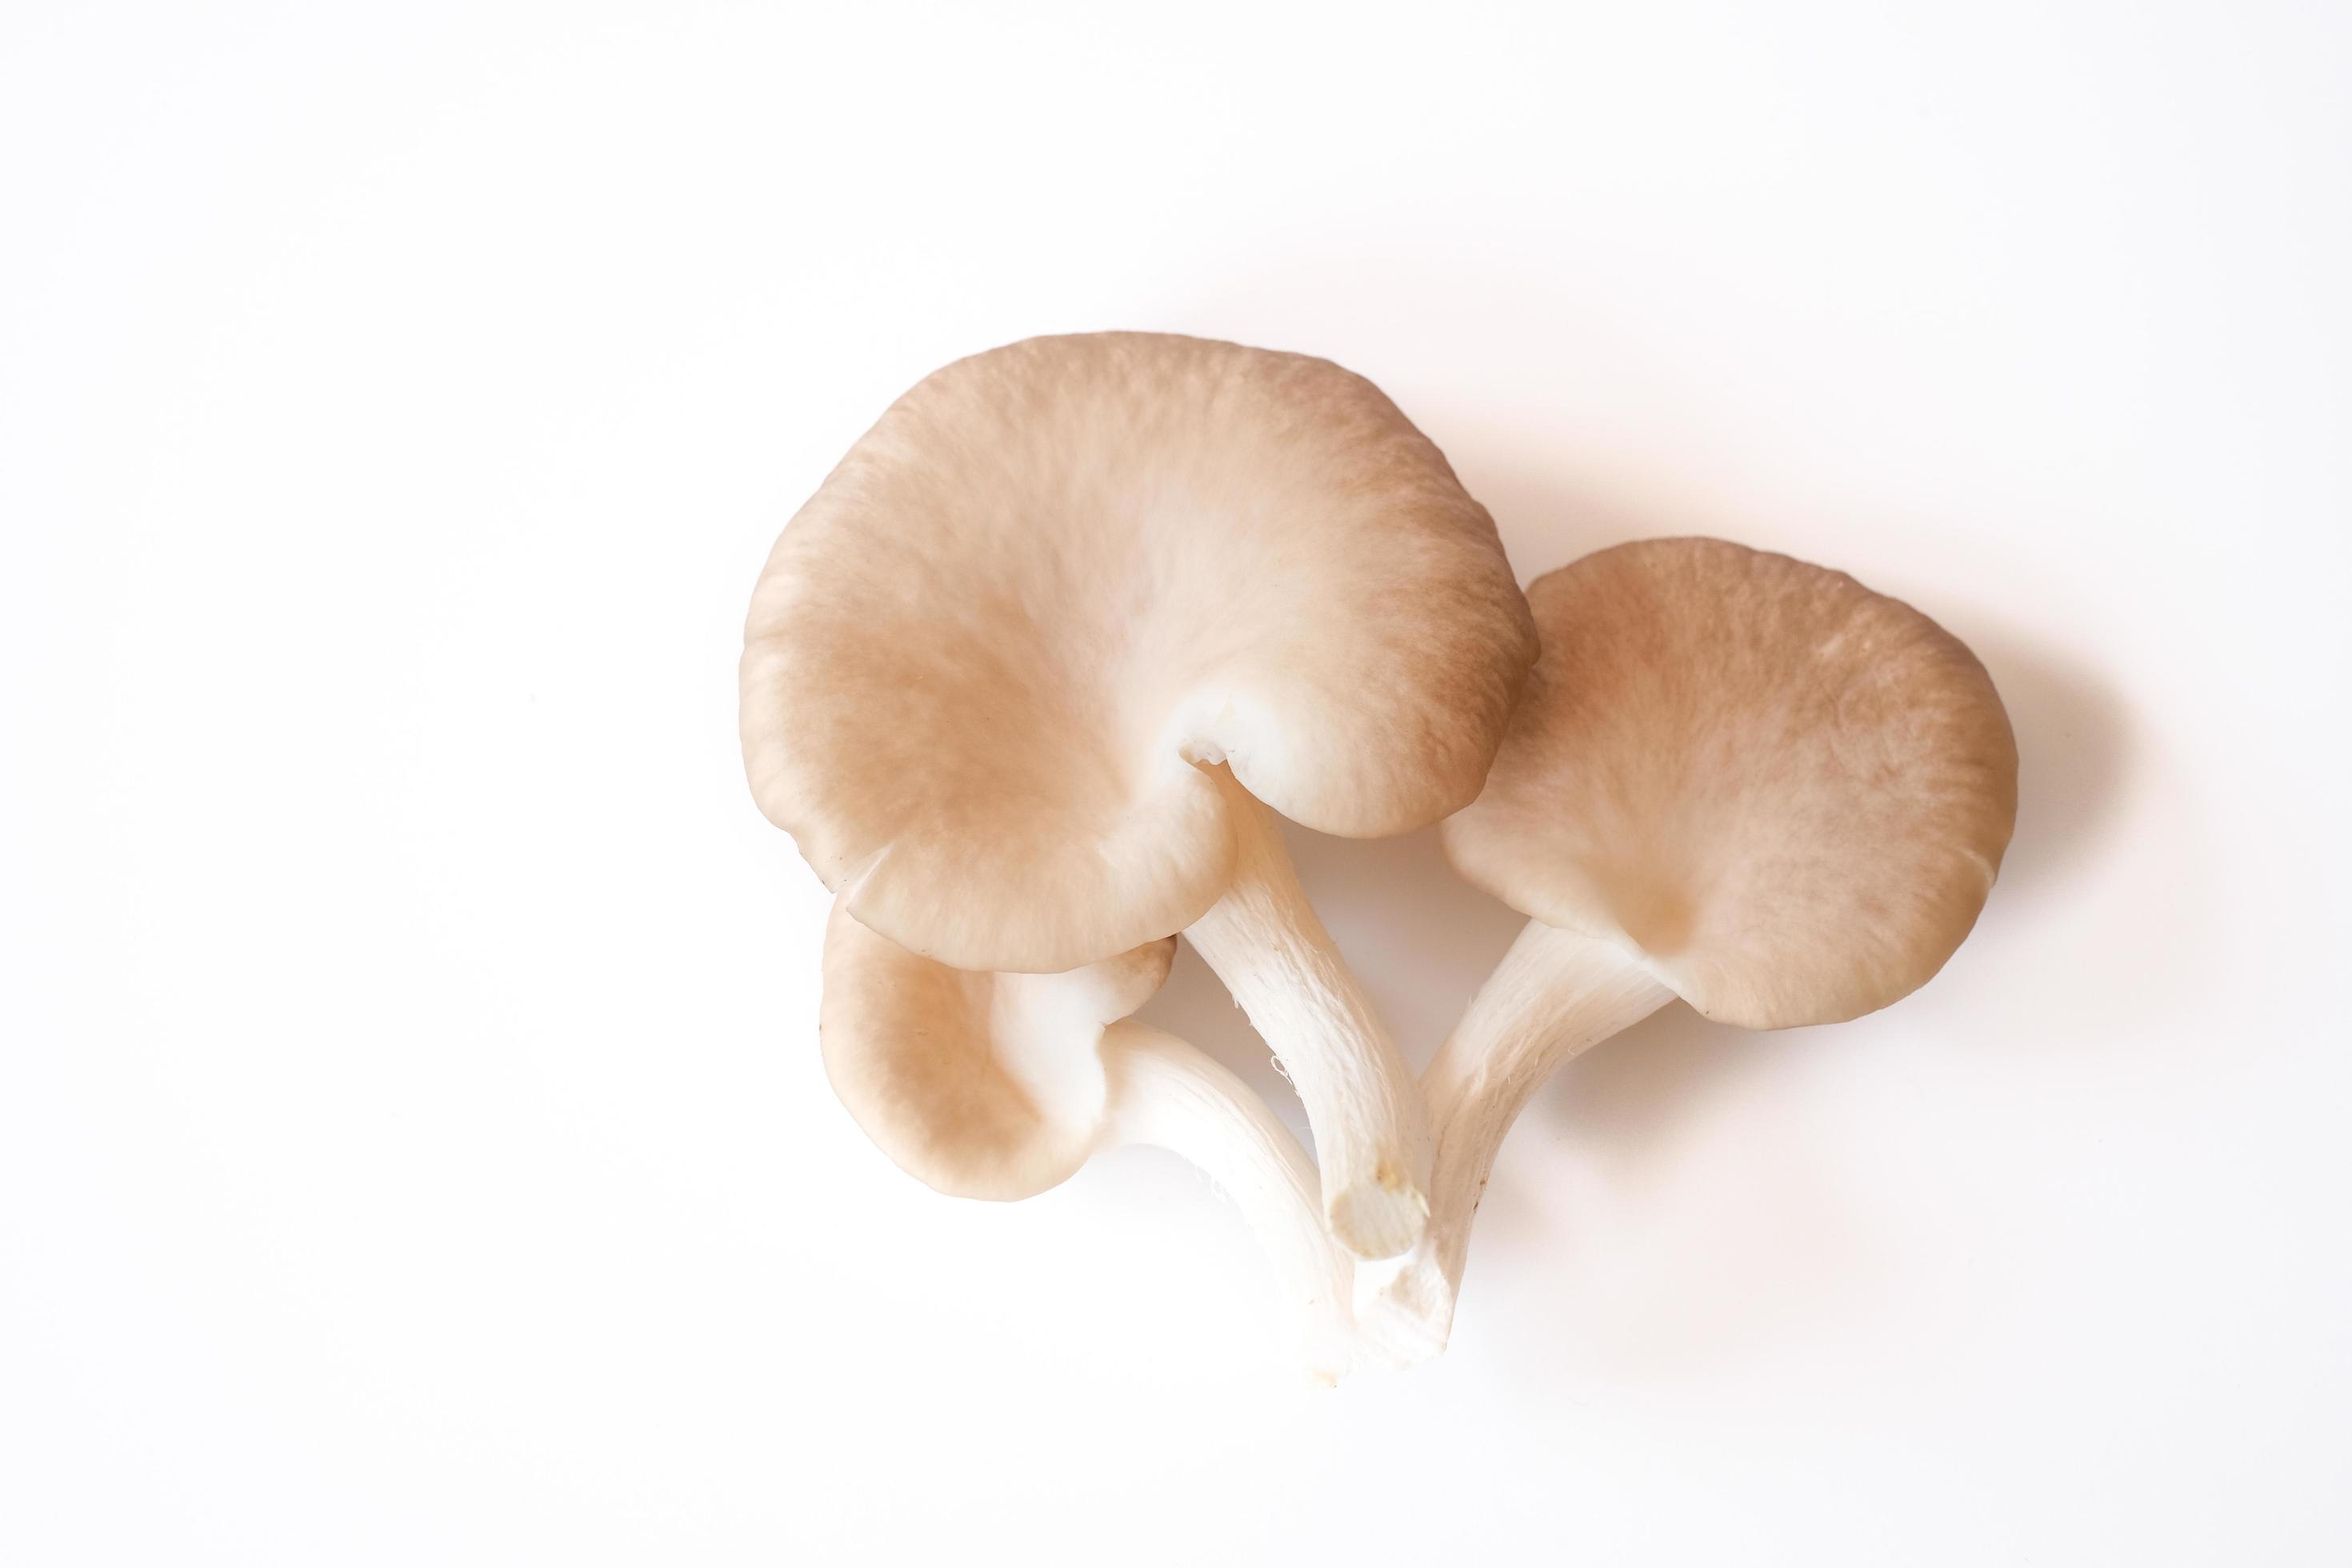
[743,332,1537,973]
[818,901,1177,1202]
[1442,538,2018,1028]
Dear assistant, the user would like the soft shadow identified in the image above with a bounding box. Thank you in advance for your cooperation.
[1962,630,2133,901]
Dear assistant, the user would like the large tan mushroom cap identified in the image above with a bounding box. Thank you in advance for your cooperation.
[743,332,1537,972]
[1442,538,2018,1028]
[818,902,1177,1202]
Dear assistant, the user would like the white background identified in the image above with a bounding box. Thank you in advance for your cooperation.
[5,3,2349,1563]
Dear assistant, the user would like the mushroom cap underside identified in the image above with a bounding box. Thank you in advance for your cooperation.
[1443,536,2018,1028]
[819,901,1178,1202]
[744,332,1538,971]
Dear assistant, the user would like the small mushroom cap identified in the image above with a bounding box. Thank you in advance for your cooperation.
[1442,538,2018,1028]
[818,900,1177,1201]
[743,332,1537,972]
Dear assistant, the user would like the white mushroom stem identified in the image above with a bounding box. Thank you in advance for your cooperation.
[1182,782,1433,1262]
[1096,1020,1358,1386]
[1354,920,1675,1364]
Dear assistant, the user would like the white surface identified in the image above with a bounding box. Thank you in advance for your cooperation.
[4,3,2348,1563]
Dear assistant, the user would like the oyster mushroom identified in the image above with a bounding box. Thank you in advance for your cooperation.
[1361,537,2020,1358]
[743,332,1537,1258]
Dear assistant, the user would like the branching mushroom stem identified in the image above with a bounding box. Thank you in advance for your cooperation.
[1356,921,1674,1362]
[1181,772,1433,1262]
[1097,1021,1357,1386]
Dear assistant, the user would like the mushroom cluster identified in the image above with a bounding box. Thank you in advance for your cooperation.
[741,333,2018,1380]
